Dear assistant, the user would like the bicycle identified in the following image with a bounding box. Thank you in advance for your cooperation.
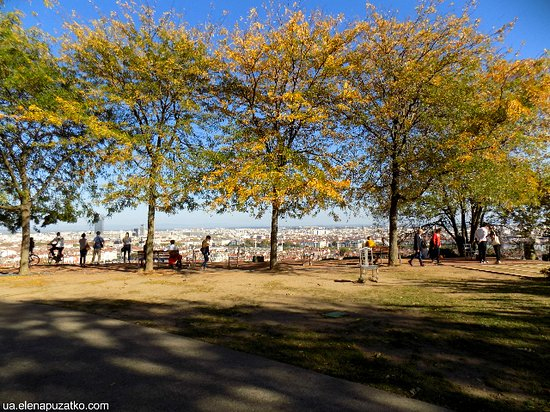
[29,253,40,266]
[47,251,64,265]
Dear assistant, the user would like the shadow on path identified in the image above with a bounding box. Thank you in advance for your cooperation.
[0,301,448,412]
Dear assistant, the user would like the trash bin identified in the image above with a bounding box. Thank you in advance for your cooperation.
[253,256,264,263]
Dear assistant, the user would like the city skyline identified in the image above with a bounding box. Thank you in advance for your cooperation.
[0,207,376,234]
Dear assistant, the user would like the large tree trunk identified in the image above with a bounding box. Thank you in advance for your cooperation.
[443,207,465,256]
[144,196,156,272]
[18,199,31,276]
[388,158,401,266]
[460,204,468,246]
[388,193,400,266]
[469,202,484,243]
[269,202,280,270]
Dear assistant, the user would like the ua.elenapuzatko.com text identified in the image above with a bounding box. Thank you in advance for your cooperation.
[2,402,109,411]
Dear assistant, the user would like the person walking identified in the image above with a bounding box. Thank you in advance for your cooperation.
[420,234,429,259]
[408,229,425,267]
[91,231,104,265]
[79,233,89,267]
[490,231,502,264]
[475,223,490,264]
[200,235,211,270]
[431,228,442,264]
[121,232,132,263]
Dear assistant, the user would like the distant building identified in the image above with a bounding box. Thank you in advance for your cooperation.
[94,215,104,233]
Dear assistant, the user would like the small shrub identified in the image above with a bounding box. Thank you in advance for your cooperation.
[541,267,550,278]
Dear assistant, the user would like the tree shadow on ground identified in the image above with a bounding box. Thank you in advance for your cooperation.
[28,290,550,412]
[1,301,445,412]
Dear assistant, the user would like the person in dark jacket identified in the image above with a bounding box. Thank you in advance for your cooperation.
[200,235,211,270]
[408,228,425,266]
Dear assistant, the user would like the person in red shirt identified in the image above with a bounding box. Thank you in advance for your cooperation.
[431,228,442,264]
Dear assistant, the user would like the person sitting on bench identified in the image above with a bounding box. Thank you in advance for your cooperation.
[166,240,183,269]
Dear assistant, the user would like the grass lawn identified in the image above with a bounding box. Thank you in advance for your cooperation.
[2,259,549,411]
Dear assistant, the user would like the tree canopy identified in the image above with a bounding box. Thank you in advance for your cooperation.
[340,1,501,264]
[206,7,355,268]
[0,11,110,274]
[65,4,210,271]
[402,55,550,252]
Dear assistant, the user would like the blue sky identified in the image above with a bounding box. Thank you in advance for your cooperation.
[6,0,549,59]
[2,0,549,231]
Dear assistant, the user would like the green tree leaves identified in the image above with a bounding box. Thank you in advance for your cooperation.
[0,11,110,274]
[65,5,210,271]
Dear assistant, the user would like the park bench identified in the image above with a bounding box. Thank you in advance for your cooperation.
[137,250,182,268]
[227,246,247,269]
[184,249,200,268]
[371,246,402,264]
[227,255,240,269]
[302,248,319,266]
[463,243,474,260]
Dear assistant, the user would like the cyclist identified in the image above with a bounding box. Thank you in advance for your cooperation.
[49,232,64,261]
[27,237,40,265]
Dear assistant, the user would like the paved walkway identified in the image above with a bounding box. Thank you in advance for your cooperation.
[0,302,450,412]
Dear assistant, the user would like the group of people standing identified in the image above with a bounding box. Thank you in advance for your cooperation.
[474,223,502,264]
[45,231,211,268]
[78,231,105,267]
[46,231,103,266]
[408,224,502,266]
[408,228,442,266]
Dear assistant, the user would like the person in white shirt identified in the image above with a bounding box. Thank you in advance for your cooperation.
[165,240,182,268]
[490,232,502,264]
[49,232,64,261]
[475,224,490,264]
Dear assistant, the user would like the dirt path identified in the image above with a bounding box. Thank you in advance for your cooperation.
[1,259,547,312]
